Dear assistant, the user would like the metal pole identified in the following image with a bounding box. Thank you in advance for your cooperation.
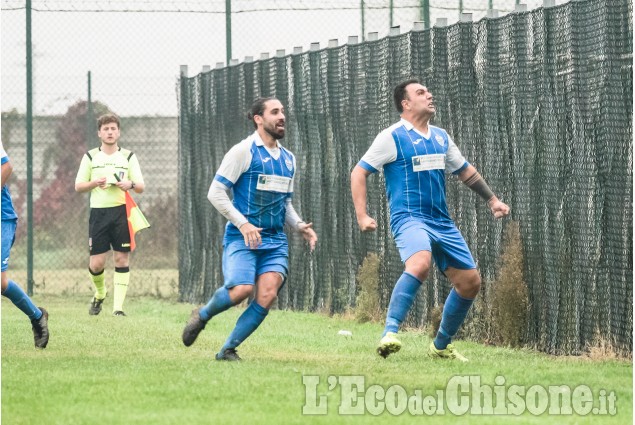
[26,0,34,295]
[361,0,365,42]
[389,0,394,28]
[459,0,463,14]
[225,0,232,65]
[422,0,430,29]
[489,0,493,9]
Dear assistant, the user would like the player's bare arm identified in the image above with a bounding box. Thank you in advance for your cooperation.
[350,165,377,232]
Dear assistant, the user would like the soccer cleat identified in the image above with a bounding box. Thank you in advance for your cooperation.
[31,307,49,349]
[112,310,127,317]
[89,295,106,316]
[182,308,206,347]
[428,342,469,362]
[215,348,242,361]
[377,332,402,358]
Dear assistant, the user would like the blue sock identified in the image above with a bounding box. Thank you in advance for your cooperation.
[199,286,233,321]
[2,280,42,321]
[220,301,269,352]
[383,272,422,337]
[434,288,474,350]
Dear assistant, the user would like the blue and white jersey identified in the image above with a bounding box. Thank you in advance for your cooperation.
[214,131,296,247]
[0,142,17,222]
[358,119,469,231]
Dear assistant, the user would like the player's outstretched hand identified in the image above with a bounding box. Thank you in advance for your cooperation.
[357,214,377,232]
[489,199,510,219]
[298,222,318,252]
[239,222,263,249]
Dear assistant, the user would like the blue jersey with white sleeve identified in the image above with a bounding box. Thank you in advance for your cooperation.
[358,119,469,232]
[214,132,296,248]
[1,142,18,222]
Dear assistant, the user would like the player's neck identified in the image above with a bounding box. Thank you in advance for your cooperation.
[402,113,430,134]
[257,130,278,149]
[100,143,119,154]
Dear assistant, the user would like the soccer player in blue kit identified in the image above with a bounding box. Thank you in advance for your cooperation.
[351,80,510,361]
[182,97,318,361]
[1,141,49,348]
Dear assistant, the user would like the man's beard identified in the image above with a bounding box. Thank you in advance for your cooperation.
[264,123,285,140]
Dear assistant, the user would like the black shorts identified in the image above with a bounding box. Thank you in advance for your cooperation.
[89,205,130,255]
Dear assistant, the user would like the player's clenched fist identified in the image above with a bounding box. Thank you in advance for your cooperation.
[357,215,377,232]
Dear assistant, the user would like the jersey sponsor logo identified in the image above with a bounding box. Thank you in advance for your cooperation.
[257,174,292,193]
[262,157,272,163]
[285,159,293,171]
[413,138,423,145]
[412,154,446,172]
[435,135,445,147]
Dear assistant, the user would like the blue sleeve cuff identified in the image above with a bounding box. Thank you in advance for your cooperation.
[452,161,469,175]
[1,157,8,165]
[214,174,234,188]
[358,160,378,173]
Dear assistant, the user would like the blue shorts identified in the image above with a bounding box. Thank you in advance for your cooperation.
[1,220,17,272]
[222,240,288,288]
[393,220,476,271]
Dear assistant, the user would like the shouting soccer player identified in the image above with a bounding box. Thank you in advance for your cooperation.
[182,97,318,361]
[351,80,510,362]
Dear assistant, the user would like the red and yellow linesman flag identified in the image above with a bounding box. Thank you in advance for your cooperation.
[125,191,150,251]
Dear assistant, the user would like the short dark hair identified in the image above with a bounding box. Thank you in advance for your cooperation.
[393,79,420,113]
[97,113,120,130]
[247,97,278,129]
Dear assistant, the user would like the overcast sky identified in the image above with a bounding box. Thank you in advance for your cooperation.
[1,0,565,116]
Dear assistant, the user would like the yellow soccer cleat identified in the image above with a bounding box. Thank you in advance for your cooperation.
[428,342,469,362]
[377,332,402,358]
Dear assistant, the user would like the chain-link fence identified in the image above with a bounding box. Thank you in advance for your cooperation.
[0,1,565,297]
[178,0,633,356]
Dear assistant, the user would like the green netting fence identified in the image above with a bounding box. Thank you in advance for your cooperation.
[178,0,632,356]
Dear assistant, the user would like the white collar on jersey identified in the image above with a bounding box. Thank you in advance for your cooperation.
[400,118,432,140]
[252,131,283,159]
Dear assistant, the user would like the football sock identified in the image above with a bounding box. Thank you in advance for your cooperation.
[434,288,474,350]
[89,268,106,299]
[220,301,268,352]
[383,272,422,336]
[2,280,42,320]
[113,267,130,312]
[199,286,233,321]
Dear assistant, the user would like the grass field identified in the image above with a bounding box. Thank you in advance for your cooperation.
[2,295,632,425]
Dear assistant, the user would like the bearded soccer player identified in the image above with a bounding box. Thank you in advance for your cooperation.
[182,97,318,361]
[351,80,510,361]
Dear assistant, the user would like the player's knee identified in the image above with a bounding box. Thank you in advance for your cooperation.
[257,287,278,308]
[460,272,481,297]
[229,284,254,303]
[405,258,431,282]
[470,273,482,292]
